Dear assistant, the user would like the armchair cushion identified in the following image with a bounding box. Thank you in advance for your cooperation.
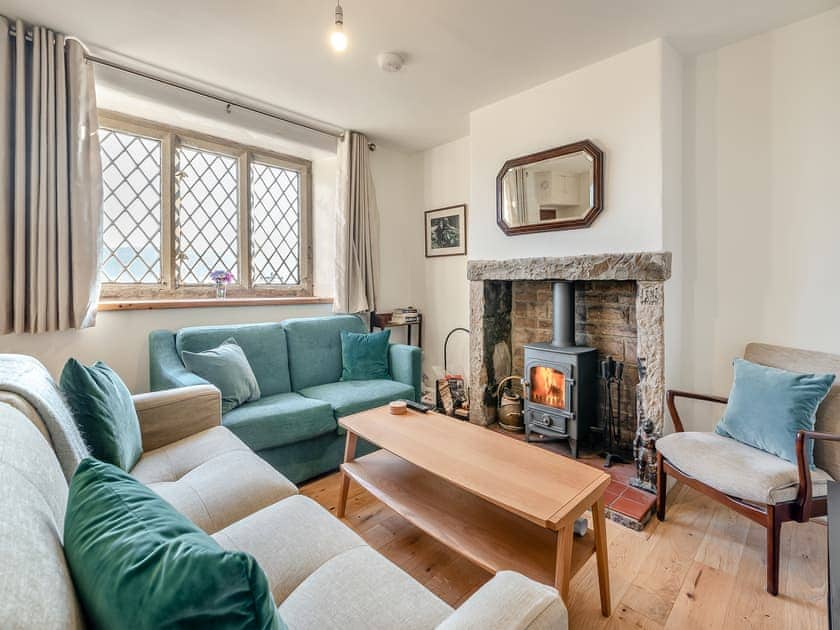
[658,431,833,505]
[715,358,835,464]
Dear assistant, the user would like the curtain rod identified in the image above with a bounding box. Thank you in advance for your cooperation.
[8,23,346,141]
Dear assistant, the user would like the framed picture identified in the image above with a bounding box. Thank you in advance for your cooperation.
[425,204,467,257]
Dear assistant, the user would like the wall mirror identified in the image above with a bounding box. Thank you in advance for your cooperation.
[496,139,604,235]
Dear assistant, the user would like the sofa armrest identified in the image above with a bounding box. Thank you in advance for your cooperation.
[148,329,211,391]
[390,343,422,402]
[133,385,221,452]
[436,572,567,630]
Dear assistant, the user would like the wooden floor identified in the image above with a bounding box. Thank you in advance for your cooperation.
[302,473,828,629]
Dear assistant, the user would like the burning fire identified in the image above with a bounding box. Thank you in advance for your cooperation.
[530,366,565,408]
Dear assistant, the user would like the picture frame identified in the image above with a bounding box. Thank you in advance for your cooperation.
[425,204,467,257]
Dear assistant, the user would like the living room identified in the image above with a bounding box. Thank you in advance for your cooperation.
[0,1,838,628]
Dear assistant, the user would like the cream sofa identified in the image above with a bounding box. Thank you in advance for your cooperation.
[0,361,568,629]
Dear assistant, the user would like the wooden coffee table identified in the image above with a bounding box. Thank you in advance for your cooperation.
[337,406,612,616]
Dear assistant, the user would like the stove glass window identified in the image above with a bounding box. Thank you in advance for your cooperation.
[529,366,566,408]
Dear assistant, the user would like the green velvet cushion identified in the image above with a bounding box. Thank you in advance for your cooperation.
[64,458,284,630]
[182,337,261,413]
[715,358,836,464]
[299,379,415,418]
[282,315,366,390]
[176,323,291,397]
[340,329,391,381]
[60,359,142,471]
[223,392,336,451]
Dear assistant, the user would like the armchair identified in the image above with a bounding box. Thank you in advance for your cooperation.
[657,343,840,595]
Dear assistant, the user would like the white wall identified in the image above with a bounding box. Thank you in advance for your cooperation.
[679,7,840,430]
[421,137,471,392]
[469,40,670,260]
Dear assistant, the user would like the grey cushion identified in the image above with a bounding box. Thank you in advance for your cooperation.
[181,338,261,413]
[213,495,367,603]
[222,393,336,451]
[658,431,833,504]
[278,546,453,630]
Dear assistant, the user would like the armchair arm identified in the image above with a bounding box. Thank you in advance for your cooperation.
[389,343,422,402]
[795,429,840,521]
[436,571,567,630]
[666,389,728,433]
[133,385,221,451]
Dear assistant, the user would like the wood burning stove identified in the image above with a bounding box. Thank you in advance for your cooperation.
[522,281,597,458]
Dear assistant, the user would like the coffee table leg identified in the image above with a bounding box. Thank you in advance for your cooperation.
[554,523,574,601]
[336,431,358,518]
[592,497,612,617]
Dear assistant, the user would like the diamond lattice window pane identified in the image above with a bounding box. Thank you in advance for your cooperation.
[250,162,300,285]
[98,128,162,283]
[175,146,239,284]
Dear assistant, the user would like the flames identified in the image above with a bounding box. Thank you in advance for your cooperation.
[530,366,565,408]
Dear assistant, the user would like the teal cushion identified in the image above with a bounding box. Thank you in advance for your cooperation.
[282,315,366,390]
[60,359,142,471]
[223,393,336,451]
[64,458,284,630]
[182,338,261,413]
[176,323,291,396]
[299,379,415,418]
[715,358,836,464]
[340,329,391,381]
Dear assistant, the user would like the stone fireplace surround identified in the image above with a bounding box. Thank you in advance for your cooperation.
[468,252,672,445]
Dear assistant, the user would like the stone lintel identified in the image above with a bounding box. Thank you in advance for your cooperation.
[467,251,672,283]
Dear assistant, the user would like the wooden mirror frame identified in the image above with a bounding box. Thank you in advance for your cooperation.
[495,139,604,236]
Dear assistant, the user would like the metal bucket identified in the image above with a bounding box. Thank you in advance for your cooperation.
[496,376,524,432]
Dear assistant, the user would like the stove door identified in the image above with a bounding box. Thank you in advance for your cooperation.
[524,361,574,413]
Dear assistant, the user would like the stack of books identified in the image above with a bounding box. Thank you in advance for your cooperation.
[391,307,420,324]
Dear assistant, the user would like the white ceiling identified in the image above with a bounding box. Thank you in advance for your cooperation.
[5,0,839,150]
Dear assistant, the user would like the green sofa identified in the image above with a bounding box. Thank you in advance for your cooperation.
[149,315,421,483]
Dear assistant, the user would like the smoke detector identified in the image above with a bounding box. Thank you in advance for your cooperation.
[377,52,405,72]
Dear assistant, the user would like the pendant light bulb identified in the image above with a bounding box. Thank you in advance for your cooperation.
[331,2,347,52]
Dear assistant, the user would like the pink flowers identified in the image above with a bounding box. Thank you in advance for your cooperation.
[210,270,234,284]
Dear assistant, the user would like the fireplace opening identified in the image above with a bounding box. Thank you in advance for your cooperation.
[523,281,597,458]
[529,366,566,408]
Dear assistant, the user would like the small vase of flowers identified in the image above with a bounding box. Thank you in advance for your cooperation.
[210,270,234,298]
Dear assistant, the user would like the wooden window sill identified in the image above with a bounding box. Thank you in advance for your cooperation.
[98,296,334,312]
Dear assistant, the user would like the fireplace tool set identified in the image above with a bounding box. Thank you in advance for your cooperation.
[592,356,633,467]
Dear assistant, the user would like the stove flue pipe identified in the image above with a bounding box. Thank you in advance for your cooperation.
[550,281,575,348]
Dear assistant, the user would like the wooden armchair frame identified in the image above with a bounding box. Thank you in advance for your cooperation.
[657,389,840,595]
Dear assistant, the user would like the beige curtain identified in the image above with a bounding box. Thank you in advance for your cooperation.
[0,18,102,334]
[333,131,378,314]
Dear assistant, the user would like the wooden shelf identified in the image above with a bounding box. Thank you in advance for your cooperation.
[342,449,595,586]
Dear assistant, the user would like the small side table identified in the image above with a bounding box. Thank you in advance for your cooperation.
[370,311,422,348]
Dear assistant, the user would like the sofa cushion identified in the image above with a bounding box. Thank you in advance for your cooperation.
[214,495,367,603]
[176,323,292,397]
[181,338,262,413]
[299,379,415,418]
[0,403,84,629]
[59,358,142,471]
[658,431,834,504]
[278,546,452,630]
[282,315,366,390]
[340,329,391,381]
[131,426,297,533]
[223,393,336,451]
[64,458,283,630]
[715,358,835,464]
